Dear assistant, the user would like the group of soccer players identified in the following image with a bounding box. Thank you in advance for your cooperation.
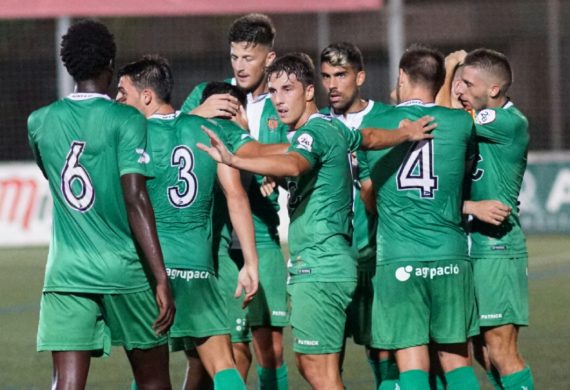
[27,12,533,390]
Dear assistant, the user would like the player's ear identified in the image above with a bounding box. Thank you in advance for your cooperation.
[489,83,501,99]
[142,89,152,106]
[356,70,366,87]
[305,84,315,101]
[265,51,276,67]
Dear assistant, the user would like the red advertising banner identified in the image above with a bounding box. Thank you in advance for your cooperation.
[1,0,382,19]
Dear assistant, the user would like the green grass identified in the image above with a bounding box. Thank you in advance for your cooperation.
[0,235,569,389]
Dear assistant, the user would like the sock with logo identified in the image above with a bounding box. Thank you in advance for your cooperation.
[378,358,400,390]
[399,369,429,390]
[256,364,288,390]
[213,368,246,390]
[445,366,480,389]
[501,366,534,390]
[486,368,504,389]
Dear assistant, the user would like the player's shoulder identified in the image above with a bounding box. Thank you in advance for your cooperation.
[369,100,392,115]
[475,102,528,129]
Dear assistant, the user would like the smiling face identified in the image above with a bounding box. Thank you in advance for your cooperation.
[455,65,493,111]
[268,71,313,128]
[320,62,364,114]
[230,41,275,94]
[116,75,145,114]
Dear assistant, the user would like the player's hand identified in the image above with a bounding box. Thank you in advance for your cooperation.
[464,200,511,225]
[445,50,468,68]
[197,125,235,166]
[190,93,239,119]
[152,281,175,336]
[235,264,259,308]
[260,176,277,197]
[399,116,436,141]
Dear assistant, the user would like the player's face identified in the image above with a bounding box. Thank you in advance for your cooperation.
[455,65,490,111]
[230,42,275,93]
[320,62,365,114]
[116,76,145,114]
[268,71,313,128]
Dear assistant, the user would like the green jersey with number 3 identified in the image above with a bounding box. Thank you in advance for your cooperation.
[286,114,362,283]
[145,113,253,271]
[27,93,153,294]
[360,101,475,264]
[469,102,529,258]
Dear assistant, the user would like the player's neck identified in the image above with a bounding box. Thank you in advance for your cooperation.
[75,80,109,95]
[293,101,318,130]
[249,79,269,99]
[146,102,176,118]
[333,98,368,117]
[486,95,508,109]
[400,90,434,105]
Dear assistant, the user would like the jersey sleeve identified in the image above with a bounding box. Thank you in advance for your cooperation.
[287,128,322,168]
[332,118,363,152]
[474,108,518,144]
[180,82,208,113]
[209,119,254,155]
[357,150,371,181]
[117,110,153,177]
[27,110,47,177]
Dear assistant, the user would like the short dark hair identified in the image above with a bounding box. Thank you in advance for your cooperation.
[320,42,364,71]
[228,13,276,48]
[118,55,174,104]
[266,53,315,88]
[60,19,116,82]
[463,48,512,94]
[399,44,445,96]
[201,81,247,108]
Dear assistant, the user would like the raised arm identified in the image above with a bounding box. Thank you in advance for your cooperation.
[121,173,175,335]
[360,115,436,150]
[217,164,259,308]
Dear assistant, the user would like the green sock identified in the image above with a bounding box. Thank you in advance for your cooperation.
[445,366,480,389]
[429,372,446,390]
[501,366,534,390]
[487,369,503,389]
[213,368,246,390]
[399,369,429,390]
[368,358,382,389]
[256,364,288,390]
[378,359,400,390]
[130,380,137,390]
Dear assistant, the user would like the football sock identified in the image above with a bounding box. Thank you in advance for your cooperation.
[378,358,400,390]
[501,366,534,390]
[368,358,382,389]
[256,364,288,390]
[429,372,446,390]
[213,368,246,390]
[445,366,480,389]
[399,369,429,390]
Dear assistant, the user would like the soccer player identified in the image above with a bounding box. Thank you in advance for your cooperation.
[198,52,436,390]
[360,45,480,389]
[319,42,398,389]
[116,56,258,390]
[456,48,534,390]
[27,20,174,389]
[181,14,291,389]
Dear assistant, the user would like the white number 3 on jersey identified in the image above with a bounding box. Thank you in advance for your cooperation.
[397,140,438,199]
[168,145,198,208]
[61,141,95,212]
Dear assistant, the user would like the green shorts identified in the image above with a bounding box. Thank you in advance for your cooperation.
[217,253,252,343]
[246,246,290,327]
[37,289,167,356]
[167,268,229,352]
[288,281,356,354]
[346,252,376,346]
[473,256,529,327]
[371,260,479,350]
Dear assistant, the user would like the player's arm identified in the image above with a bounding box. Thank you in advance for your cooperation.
[190,93,240,118]
[463,200,511,226]
[359,116,436,150]
[435,50,467,107]
[121,173,175,335]
[217,163,259,308]
[360,179,377,215]
[198,126,310,177]
[235,140,290,158]
[474,110,519,144]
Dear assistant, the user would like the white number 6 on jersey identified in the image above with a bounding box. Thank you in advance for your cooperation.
[61,141,95,212]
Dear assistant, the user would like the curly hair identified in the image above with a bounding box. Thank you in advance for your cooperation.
[60,19,116,81]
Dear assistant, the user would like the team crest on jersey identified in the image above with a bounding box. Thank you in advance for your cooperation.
[136,148,151,164]
[295,133,314,152]
[267,117,279,131]
[475,109,496,125]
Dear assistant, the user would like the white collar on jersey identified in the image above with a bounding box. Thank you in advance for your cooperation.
[503,100,514,109]
[397,99,436,107]
[329,99,375,119]
[148,111,181,120]
[229,77,269,104]
[67,93,110,101]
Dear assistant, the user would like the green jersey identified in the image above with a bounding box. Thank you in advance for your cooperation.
[181,79,289,248]
[469,101,529,258]
[321,101,392,258]
[360,101,475,264]
[146,113,253,271]
[286,114,362,283]
[27,93,152,294]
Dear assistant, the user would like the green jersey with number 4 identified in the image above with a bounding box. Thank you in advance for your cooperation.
[27,93,153,294]
[361,101,475,264]
[146,113,253,271]
[469,101,529,258]
[286,114,362,283]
